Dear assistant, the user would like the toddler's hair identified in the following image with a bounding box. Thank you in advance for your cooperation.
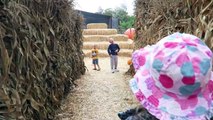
[125,106,213,120]
[125,106,158,120]
[118,106,158,120]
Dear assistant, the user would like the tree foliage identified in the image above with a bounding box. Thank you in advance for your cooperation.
[103,8,114,16]
[101,5,135,32]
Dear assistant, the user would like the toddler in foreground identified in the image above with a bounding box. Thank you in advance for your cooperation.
[119,33,213,120]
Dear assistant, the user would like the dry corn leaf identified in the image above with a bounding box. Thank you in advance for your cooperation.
[0,0,85,119]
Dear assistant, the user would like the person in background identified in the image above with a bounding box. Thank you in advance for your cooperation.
[107,38,120,73]
[91,44,100,71]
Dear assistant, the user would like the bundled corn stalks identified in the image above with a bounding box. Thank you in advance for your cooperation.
[0,0,85,119]
[135,0,213,50]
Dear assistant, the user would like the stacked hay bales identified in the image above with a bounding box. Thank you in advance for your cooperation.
[83,23,133,57]
[83,23,129,42]
[135,0,213,50]
[83,41,133,50]
[0,0,85,119]
[83,29,117,35]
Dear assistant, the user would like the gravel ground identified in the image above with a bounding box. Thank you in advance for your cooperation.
[56,57,138,120]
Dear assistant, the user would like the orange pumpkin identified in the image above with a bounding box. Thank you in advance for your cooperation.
[127,59,132,65]
[124,28,135,40]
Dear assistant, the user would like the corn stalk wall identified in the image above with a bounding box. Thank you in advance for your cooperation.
[127,0,213,76]
[135,0,213,50]
[0,0,85,119]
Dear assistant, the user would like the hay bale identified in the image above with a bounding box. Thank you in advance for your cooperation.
[111,34,129,41]
[83,49,132,57]
[83,29,117,35]
[83,41,134,50]
[87,23,108,29]
[0,0,85,119]
[83,34,128,42]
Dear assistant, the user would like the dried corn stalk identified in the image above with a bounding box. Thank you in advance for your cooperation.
[135,0,213,50]
[127,0,213,75]
[0,0,85,119]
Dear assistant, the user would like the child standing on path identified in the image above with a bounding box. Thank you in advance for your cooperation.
[107,38,120,73]
[91,44,100,71]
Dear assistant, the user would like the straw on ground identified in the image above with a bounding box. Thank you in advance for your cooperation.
[56,57,138,120]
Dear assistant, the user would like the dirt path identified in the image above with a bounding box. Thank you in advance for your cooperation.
[56,57,138,120]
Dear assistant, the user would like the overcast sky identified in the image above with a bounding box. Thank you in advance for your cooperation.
[74,0,135,15]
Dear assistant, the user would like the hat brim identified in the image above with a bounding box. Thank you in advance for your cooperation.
[130,48,213,120]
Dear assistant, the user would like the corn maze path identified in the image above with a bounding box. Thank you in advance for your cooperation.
[56,57,138,120]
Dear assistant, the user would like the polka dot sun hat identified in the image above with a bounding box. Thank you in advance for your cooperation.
[130,32,213,120]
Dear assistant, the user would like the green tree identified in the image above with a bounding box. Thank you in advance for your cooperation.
[102,5,135,33]
[113,5,128,20]
[103,8,114,16]
[120,16,135,30]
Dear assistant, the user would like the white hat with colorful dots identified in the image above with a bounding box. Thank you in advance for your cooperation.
[130,32,213,120]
